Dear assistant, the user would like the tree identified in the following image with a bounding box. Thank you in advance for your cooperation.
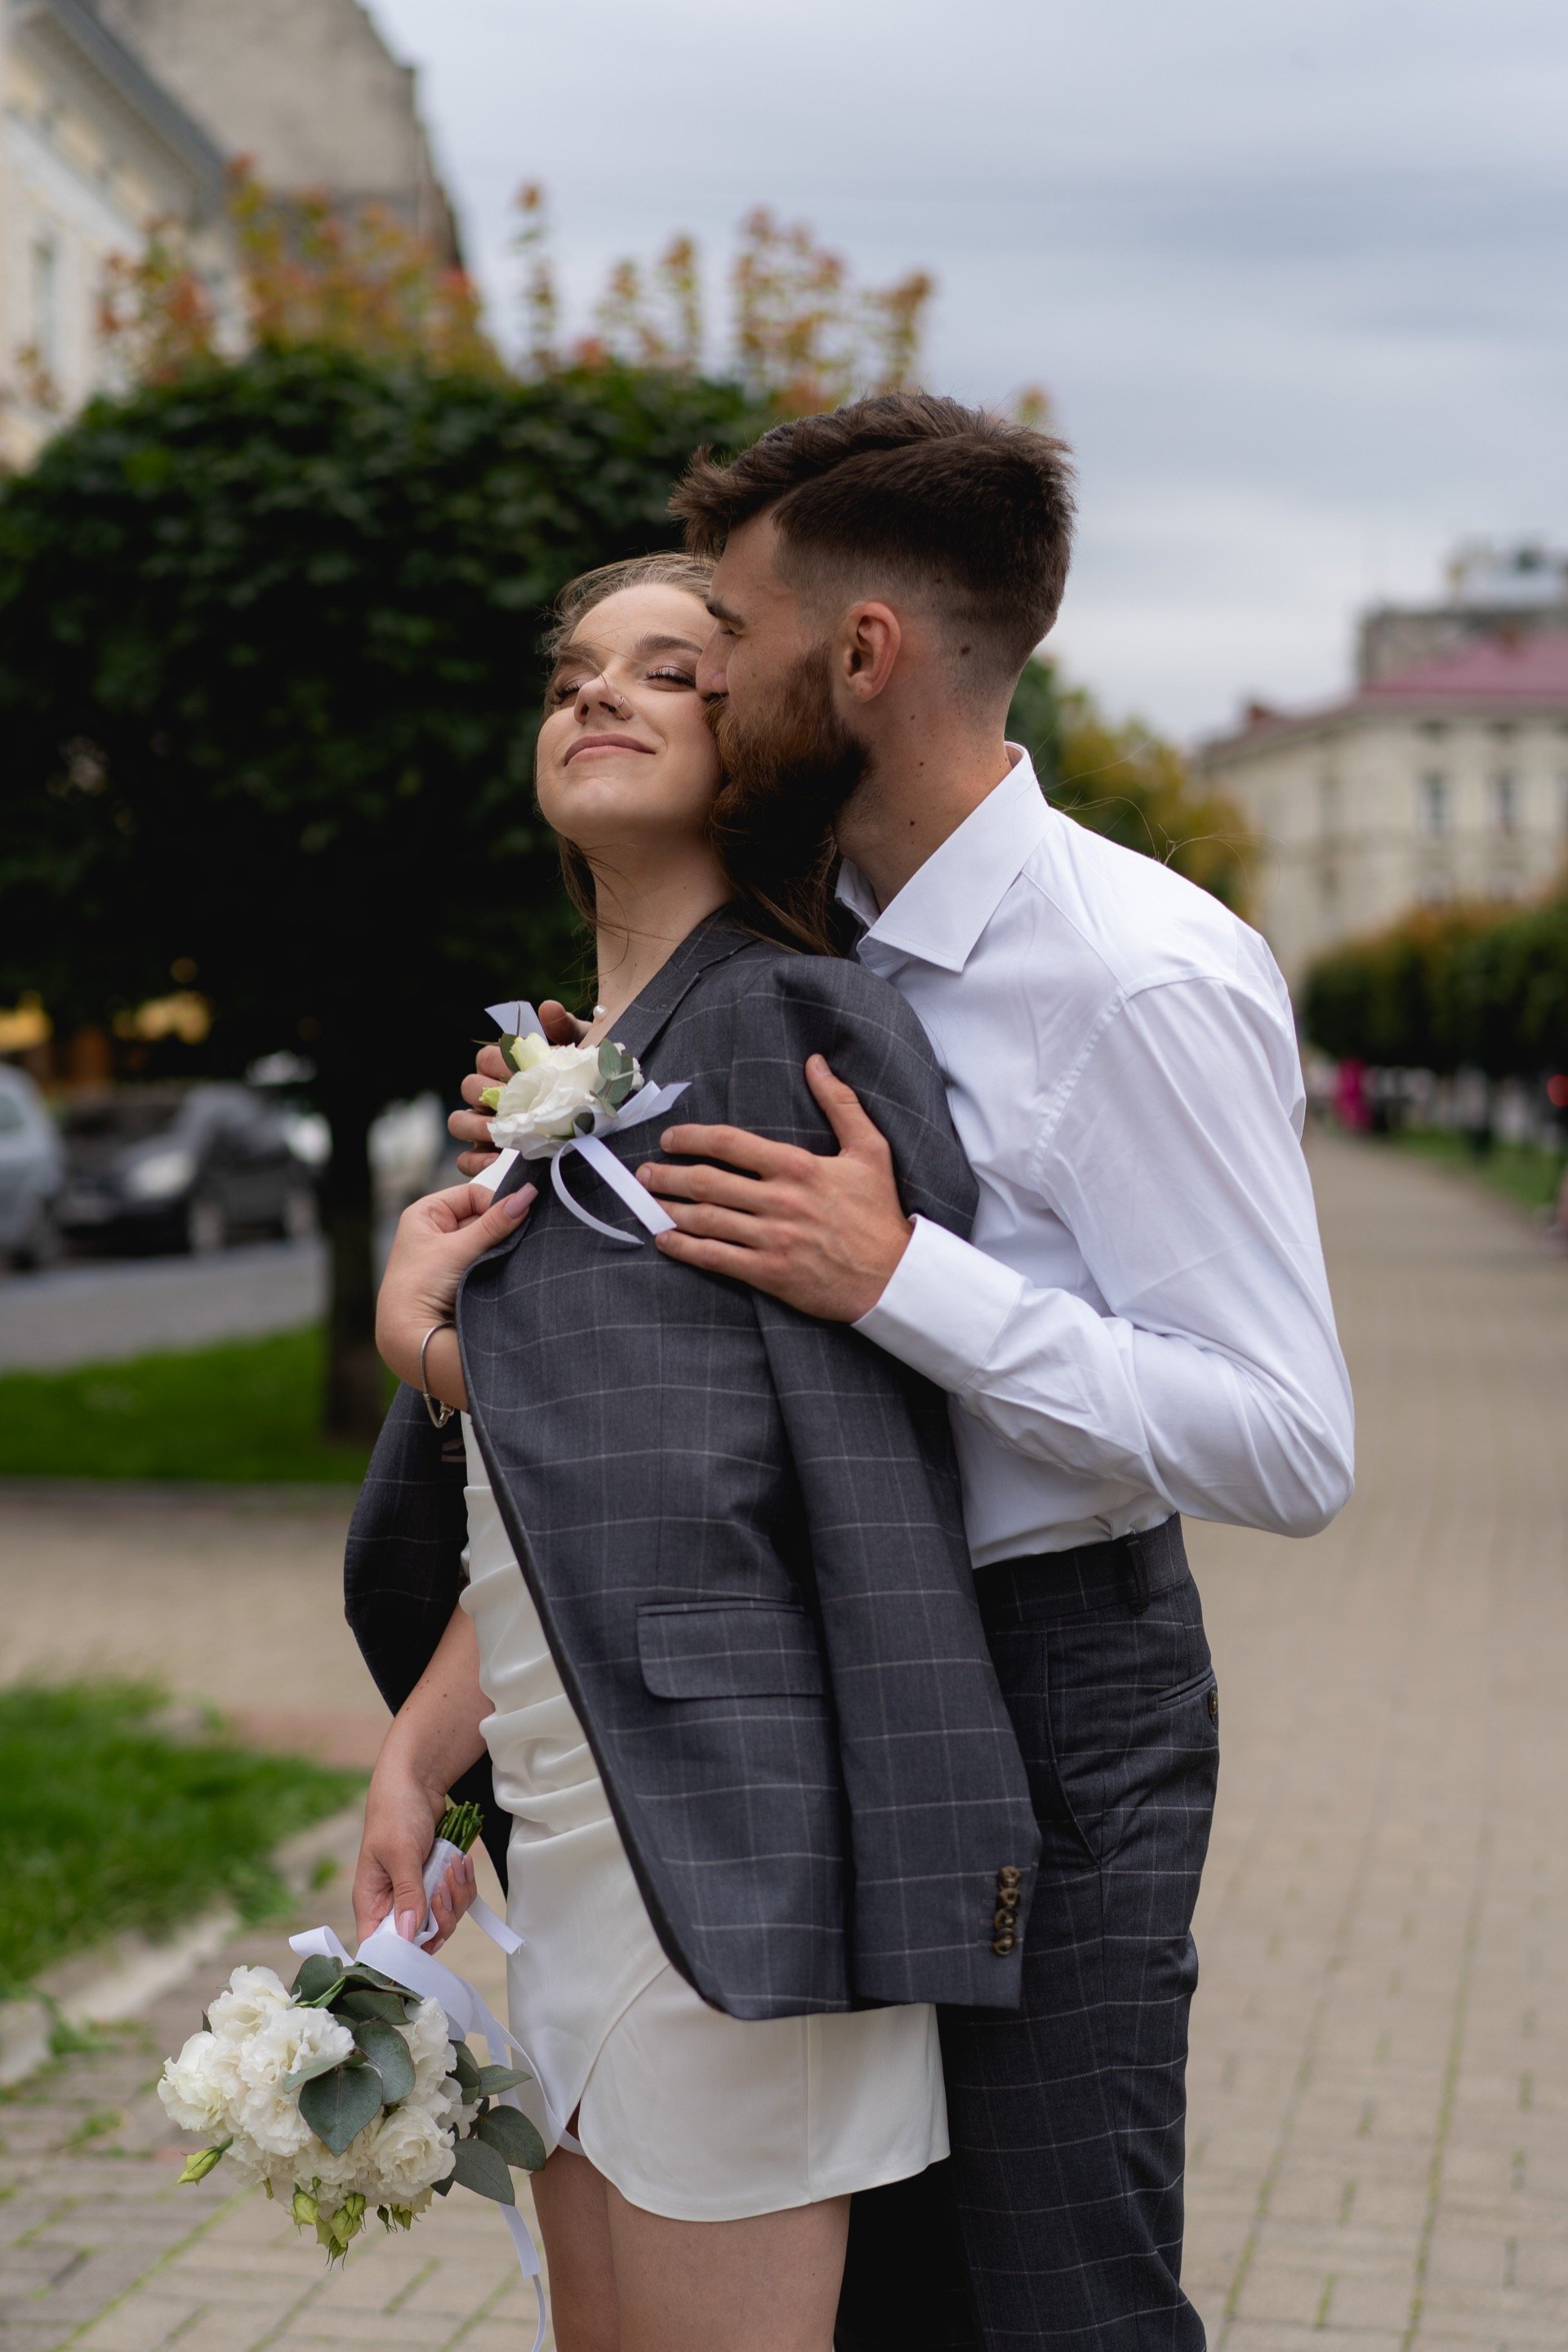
[1300,896,1567,1076]
[1005,657,1255,913]
[0,348,768,1438]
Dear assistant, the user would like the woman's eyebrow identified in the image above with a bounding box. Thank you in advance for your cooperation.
[634,633,704,657]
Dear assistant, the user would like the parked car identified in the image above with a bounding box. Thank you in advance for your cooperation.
[56,1085,318,1254]
[0,1065,65,1269]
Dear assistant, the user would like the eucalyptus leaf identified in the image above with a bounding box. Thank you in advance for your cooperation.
[572,1108,596,1134]
[299,2060,385,2155]
[474,2065,529,2097]
[282,2047,351,2094]
[450,2040,481,2092]
[474,2104,546,2173]
[351,2018,415,2103]
[597,1041,623,1079]
[290,1956,341,2004]
[604,1075,635,1110]
[449,2133,516,2205]
[338,1989,410,2026]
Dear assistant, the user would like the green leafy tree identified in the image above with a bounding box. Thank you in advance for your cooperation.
[1301,895,1568,1076]
[1006,657,1255,912]
[0,348,767,1437]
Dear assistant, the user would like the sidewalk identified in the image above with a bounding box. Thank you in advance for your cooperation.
[2,1132,1564,2349]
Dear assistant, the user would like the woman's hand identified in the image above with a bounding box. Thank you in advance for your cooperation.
[352,1766,477,1956]
[375,1179,537,1401]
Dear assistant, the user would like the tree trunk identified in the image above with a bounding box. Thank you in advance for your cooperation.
[322,1087,385,1444]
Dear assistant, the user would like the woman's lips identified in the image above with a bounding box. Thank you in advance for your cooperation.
[564,733,652,763]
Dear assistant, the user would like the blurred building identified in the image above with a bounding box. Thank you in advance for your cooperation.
[1359,541,1568,684]
[1200,550,1568,992]
[1,0,457,468]
[0,0,229,466]
[95,0,459,258]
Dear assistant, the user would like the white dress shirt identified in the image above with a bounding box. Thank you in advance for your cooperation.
[844,749,1354,1566]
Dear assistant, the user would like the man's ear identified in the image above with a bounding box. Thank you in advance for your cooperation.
[840,602,902,704]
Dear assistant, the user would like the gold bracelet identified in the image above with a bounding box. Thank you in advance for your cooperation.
[419,1321,457,1428]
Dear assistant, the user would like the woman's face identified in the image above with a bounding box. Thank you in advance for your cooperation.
[536,584,721,862]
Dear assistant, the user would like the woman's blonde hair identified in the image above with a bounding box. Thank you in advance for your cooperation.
[540,550,845,960]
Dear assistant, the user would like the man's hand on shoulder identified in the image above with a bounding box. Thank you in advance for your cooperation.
[637,1056,913,1323]
[449,999,585,1177]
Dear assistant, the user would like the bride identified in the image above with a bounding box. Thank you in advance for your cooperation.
[348,552,1034,2352]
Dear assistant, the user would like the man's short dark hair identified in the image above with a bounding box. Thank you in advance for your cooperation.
[670,391,1075,691]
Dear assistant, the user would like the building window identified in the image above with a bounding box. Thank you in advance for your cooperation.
[1419,773,1448,835]
[30,233,60,377]
[1490,772,1517,835]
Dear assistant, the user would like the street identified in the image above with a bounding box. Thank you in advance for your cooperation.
[0,1241,325,1373]
[1,1131,1564,2350]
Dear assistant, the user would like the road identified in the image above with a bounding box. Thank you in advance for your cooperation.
[2,1131,1565,2350]
[0,1240,326,1371]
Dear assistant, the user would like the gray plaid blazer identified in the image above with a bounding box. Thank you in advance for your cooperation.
[346,912,1039,2020]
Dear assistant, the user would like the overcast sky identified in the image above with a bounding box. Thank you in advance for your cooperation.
[367,0,1568,743]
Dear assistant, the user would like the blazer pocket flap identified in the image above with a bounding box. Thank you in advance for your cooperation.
[637,1602,826,1699]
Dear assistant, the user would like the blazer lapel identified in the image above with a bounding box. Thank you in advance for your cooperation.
[608,907,758,1069]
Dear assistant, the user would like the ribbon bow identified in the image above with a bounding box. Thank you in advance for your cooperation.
[473,1000,687,1248]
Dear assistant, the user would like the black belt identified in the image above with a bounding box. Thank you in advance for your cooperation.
[974,1515,1186,1621]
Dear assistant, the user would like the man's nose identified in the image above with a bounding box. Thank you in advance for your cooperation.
[696,629,726,701]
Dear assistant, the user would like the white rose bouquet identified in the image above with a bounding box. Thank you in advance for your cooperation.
[480,1023,643,1160]
[158,1804,542,2262]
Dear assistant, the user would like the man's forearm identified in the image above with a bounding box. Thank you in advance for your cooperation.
[856,1216,1355,1539]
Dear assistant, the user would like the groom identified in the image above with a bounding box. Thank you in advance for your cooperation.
[456,395,1354,2350]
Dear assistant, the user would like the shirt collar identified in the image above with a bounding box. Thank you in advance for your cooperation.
[835,746,1052,973]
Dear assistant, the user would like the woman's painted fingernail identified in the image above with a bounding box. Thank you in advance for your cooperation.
[503,1184,537,1220]
[396,1909,418,1940]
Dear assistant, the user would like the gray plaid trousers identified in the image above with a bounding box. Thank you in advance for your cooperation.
[838,1519,1218,2351]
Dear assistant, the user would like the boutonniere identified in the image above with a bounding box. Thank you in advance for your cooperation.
[479,1028,644,1158]
[471,1002,688,1248]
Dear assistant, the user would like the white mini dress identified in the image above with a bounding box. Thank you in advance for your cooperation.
[458,1418,947,2222]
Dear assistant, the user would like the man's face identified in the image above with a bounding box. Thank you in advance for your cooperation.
[698,512,869,826]
[696,512,813,718]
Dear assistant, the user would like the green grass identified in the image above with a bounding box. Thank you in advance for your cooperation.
[0,1682,363,1991]
[0,1325,373,1482]
[1384,1128,1568,1215]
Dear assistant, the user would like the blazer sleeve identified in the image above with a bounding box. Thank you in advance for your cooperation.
[727,956,1039,2008]
[343,1382,509,1886]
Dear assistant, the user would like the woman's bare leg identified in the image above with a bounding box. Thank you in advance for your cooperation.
[607,2180,850,2352]
[531,2147,619,2352]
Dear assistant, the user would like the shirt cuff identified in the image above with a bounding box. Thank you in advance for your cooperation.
[853,1215,1027,1394]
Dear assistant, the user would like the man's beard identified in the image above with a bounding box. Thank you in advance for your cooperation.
[706,643,870,890]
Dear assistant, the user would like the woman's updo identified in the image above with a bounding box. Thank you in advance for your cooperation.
[541,551,846,959]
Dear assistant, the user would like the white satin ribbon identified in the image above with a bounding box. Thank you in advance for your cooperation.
[484,1000,541,1041]
[287,1918,549,2352]
[418,1838,521,1955]
[474,1080,690,1248]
